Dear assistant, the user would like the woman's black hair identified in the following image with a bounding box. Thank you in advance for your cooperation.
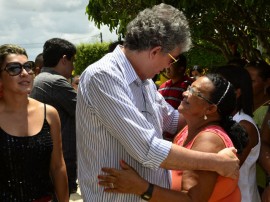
[245,60,270,81]
[206,73,248,154]
[245,60,270,95]
[212,65,254,117]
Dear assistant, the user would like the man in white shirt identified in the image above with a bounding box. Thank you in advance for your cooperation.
[76,3,239,202]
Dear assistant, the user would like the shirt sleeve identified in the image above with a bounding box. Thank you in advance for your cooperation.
[52,78,77,116]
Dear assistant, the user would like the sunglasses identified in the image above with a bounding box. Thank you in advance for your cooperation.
[168,53,179,66]
[186,85,214,104]
[1,61,35,76]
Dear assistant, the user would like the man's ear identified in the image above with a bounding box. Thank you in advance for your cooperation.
[61,55,68,65]
[149,46,162,59]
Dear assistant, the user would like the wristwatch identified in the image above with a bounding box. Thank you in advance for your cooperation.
[141,183,154,201]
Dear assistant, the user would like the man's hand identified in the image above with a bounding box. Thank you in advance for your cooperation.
[98,160,149,195]
[217,147,240,179]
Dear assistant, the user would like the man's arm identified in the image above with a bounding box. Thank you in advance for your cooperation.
[160,144,239,179]
[53,78,77,116]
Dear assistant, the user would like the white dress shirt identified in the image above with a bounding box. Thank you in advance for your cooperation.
[76,46,179,201]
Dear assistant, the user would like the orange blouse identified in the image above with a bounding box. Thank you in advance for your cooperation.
[171,125,241,202]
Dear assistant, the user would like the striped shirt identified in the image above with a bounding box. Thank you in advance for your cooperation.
[158,76,193,109]
[76,45,179,201]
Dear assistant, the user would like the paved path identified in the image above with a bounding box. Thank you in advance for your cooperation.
[69,186,83,202]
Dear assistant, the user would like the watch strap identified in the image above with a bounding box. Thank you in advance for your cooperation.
[141,183,154,201]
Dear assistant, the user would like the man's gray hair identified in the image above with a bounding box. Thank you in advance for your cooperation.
[124,3,192,53]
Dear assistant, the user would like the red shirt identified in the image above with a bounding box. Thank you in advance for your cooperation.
[158,75,193,109]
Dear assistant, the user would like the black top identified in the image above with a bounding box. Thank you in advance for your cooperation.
[0,105,53,201]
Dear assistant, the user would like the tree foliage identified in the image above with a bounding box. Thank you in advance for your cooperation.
[74,42,109,75]
[86,0,270,62]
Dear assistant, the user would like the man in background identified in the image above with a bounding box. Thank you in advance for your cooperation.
[34,53,44,76]
[30,38,77,195]
[158,54,193,141]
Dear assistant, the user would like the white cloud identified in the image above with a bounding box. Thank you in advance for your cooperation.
[0,0,118,60]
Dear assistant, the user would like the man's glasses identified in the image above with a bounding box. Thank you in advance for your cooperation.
[1,61,35,76]
[186,85,214,104]
[168,53,179,66]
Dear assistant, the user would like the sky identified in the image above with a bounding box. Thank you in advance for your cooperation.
[0,0,119,61]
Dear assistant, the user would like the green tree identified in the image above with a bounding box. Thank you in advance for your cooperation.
[74,42,109,75]
[86,0,270,62]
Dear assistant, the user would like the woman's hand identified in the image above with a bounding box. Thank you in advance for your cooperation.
[262,186,270,202]
[98,160,149,195]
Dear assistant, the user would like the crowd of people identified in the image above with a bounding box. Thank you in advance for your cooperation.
[1,3,270,202]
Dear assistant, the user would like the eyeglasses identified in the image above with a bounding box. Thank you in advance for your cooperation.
[186,85,214,104]
[168,53,179,66]
[1,61,35,76]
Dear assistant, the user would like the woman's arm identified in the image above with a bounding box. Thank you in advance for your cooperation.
[237,120,259,166]
[99,160,192,202]
[259,111,270,202]
[98,131,227,202]
[46,105,69,202]
[180,132,226,201]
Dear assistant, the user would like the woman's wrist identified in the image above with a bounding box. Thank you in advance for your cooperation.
[137,180,150,195]
[140,183,154,201]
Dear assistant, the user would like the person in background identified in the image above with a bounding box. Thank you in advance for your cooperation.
[34,53,44,76]
[98,74,248,202]
[246,60,270,201]
[76,3,239,202]
[30,38,77,195]
[158,54,193,109]
[158,54,193,140]
[154,70,169,88]
[71,75,80,91]
[227,58,247,67]
[190,65,203,80]
[214,65,261,202]
[0,44,68,201]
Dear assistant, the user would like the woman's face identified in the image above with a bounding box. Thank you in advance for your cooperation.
[246,66,265,97]
[178,76,214,119]
[0,54,33,95]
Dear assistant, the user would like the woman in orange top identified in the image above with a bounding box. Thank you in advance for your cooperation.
[98,74,247,202]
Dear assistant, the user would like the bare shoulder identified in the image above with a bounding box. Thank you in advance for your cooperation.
[239,120,257,134]
[191,131,226,153]
[45,104,58,115]
[29,98,59,124]
[45,105,60,124]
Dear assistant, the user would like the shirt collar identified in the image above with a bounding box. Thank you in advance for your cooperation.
[113,45,139,86]
[41,67,61,75]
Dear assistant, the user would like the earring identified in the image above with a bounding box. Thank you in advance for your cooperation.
[204,114,207,120]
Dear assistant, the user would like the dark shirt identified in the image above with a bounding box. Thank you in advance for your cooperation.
[0,119,53,201]
[29,67,77,185]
